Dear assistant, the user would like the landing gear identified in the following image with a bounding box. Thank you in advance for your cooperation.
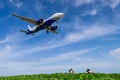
[46,30,49,33]
[40,18,43,22]
[37,18,44,24]
[55,25,57,29]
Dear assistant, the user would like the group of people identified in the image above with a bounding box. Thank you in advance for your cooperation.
[68,68,93,74]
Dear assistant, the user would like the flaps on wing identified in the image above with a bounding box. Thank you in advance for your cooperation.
[12,14,38,25]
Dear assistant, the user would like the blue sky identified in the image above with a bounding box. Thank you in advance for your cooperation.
[0,0,120,76]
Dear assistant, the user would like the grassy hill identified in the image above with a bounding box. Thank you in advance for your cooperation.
[0,73,120,80]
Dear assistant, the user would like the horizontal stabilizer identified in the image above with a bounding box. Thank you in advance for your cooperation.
[19,30,27,33]
[19,30,35,36]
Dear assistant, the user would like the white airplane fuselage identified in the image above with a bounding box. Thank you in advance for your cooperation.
[26,13,64,34]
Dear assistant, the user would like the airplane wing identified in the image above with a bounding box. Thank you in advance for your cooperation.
[12,14,38,25]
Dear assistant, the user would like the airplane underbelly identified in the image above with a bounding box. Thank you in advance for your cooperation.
[44,20,56,25]
[30,20,56,33]
[31,25,46,33]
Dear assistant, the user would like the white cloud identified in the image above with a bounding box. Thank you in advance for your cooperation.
[0,25,120,75]
[110,48,120,59]
[15,2,22,8]
[0,44,14,60]
[90,9,97,15]
[1,24,119,59]
[0,38,8,44]
[1,0,120,76]
[1,16,120,60]
[102,0,120,9]
[112,0,120,9]
[82,9,97,16]
[0,32,32,59]
[0,35,15,44]
[9,0,23,8]
[0,32,28,44]
[65,26,120,43]
[108,0,120,9]
[33,1,43,12]
[74,0,95,7]
[36,47,96,65]
[73,0,120,9]
[1,51,120,76]
[0,47,97,76]
[9,0,14,3]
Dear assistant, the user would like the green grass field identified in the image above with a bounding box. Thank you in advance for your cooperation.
[0,73,120,80]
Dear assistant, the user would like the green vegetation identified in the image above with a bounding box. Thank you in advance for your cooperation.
[0,73,120,80]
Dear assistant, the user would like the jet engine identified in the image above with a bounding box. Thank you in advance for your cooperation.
[36,18,43,24]
[51,26,57,30]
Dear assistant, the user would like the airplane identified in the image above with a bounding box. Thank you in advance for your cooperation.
[12,12,64,35]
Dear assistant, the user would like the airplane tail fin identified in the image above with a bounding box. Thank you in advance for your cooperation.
[27,25,32,31]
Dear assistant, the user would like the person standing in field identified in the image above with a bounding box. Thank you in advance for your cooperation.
[69,68,74,73]
[86,68,94,74]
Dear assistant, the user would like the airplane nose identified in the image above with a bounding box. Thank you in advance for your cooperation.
[52,12,64,20]
[59,13,64,18]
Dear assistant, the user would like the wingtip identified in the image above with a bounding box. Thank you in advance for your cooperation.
[11,14,17,16]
